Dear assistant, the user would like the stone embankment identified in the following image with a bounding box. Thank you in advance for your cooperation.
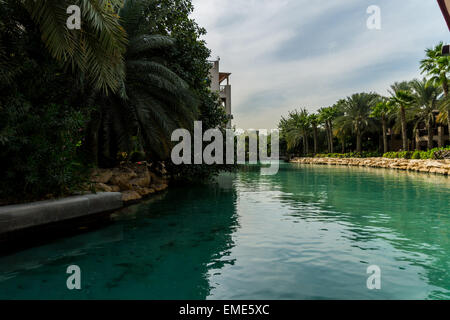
[0,163,169,237]
[90,162,169,204]
[290,157,450,176]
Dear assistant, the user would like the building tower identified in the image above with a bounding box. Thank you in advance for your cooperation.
[209,59,233,128]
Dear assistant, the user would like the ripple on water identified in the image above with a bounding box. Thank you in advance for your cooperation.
[0,164,449,299]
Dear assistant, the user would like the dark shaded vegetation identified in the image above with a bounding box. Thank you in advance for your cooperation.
[0,0,230,201]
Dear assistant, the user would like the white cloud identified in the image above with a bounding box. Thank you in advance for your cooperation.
[192,0,449,129]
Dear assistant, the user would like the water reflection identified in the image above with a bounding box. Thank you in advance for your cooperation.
[0,164,449,299]
[236,163,450,299]
[0,175,239,299]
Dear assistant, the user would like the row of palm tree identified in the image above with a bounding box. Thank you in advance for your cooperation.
[280,42,450,155]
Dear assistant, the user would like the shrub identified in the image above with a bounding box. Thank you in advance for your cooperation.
[399,151,413,159]
[0,100,91,201]
[315,151,381,158]
[412,151,421,159]
[383,147,450,160]
[420,150,434,159]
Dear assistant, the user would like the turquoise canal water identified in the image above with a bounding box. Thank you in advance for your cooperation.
[0,163,449,299]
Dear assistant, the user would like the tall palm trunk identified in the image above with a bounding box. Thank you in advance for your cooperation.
[300,130,306,155]
[324,122,331,153]
[438,126,444,148]
[312,125,318,154]
[382,116,388,154]
[400,106,408,151]
[303,132,309,155]
[328,120,334,153]
[86,112,102,166]
[426,119,433,150]
[356,126,362,153]
[447,110,450,143]
[443,82,449,144]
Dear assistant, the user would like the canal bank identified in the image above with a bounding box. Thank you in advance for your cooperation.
[0,162,170,251]
[290,157,450,175]
[0,192,122,236]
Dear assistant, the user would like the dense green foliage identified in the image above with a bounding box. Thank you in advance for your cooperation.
[0,0,229,201]
[85,0,228,168]
[0,102,91,200]
[134,0,231,181]
[18,0,128,94]
[0,1,95,200]
[87,1,199,165]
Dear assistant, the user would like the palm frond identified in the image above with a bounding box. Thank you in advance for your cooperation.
[23,0,128,94]
[127,60,188,89]
[127,35,175,56]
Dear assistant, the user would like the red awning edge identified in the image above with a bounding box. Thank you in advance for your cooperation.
[438,0,450,31]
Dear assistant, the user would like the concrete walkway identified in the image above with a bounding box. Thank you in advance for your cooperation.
[0,193,123,235]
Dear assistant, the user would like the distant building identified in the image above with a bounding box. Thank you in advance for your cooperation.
[209,59,232,128]
[414,110,449,150]
[387,111,449,151]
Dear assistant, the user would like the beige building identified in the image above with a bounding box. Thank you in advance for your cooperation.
[209,59,232,128]
[387,110,449,151]
[414,110,449,150]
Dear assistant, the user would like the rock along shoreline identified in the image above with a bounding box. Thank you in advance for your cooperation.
[89,162,169,205]
[290,157,450,176]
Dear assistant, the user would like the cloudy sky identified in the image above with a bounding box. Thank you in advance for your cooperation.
[191,0,449,129]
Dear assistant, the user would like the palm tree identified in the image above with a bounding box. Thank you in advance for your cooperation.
[87,0,198,165]
[318,106,338,153]
[281,109,310,155]
[20,0,128,94]
[334,123,350,154]
[309,114,319,154]
[420,42,450,138]
[279,116,297,154]
[335,93,378,153]
[411,78,442,150]
[278,116,290,151]
[370,98,392,154]
[298,109,311,155]
[389,81,415,151]
[438,95,450,140]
